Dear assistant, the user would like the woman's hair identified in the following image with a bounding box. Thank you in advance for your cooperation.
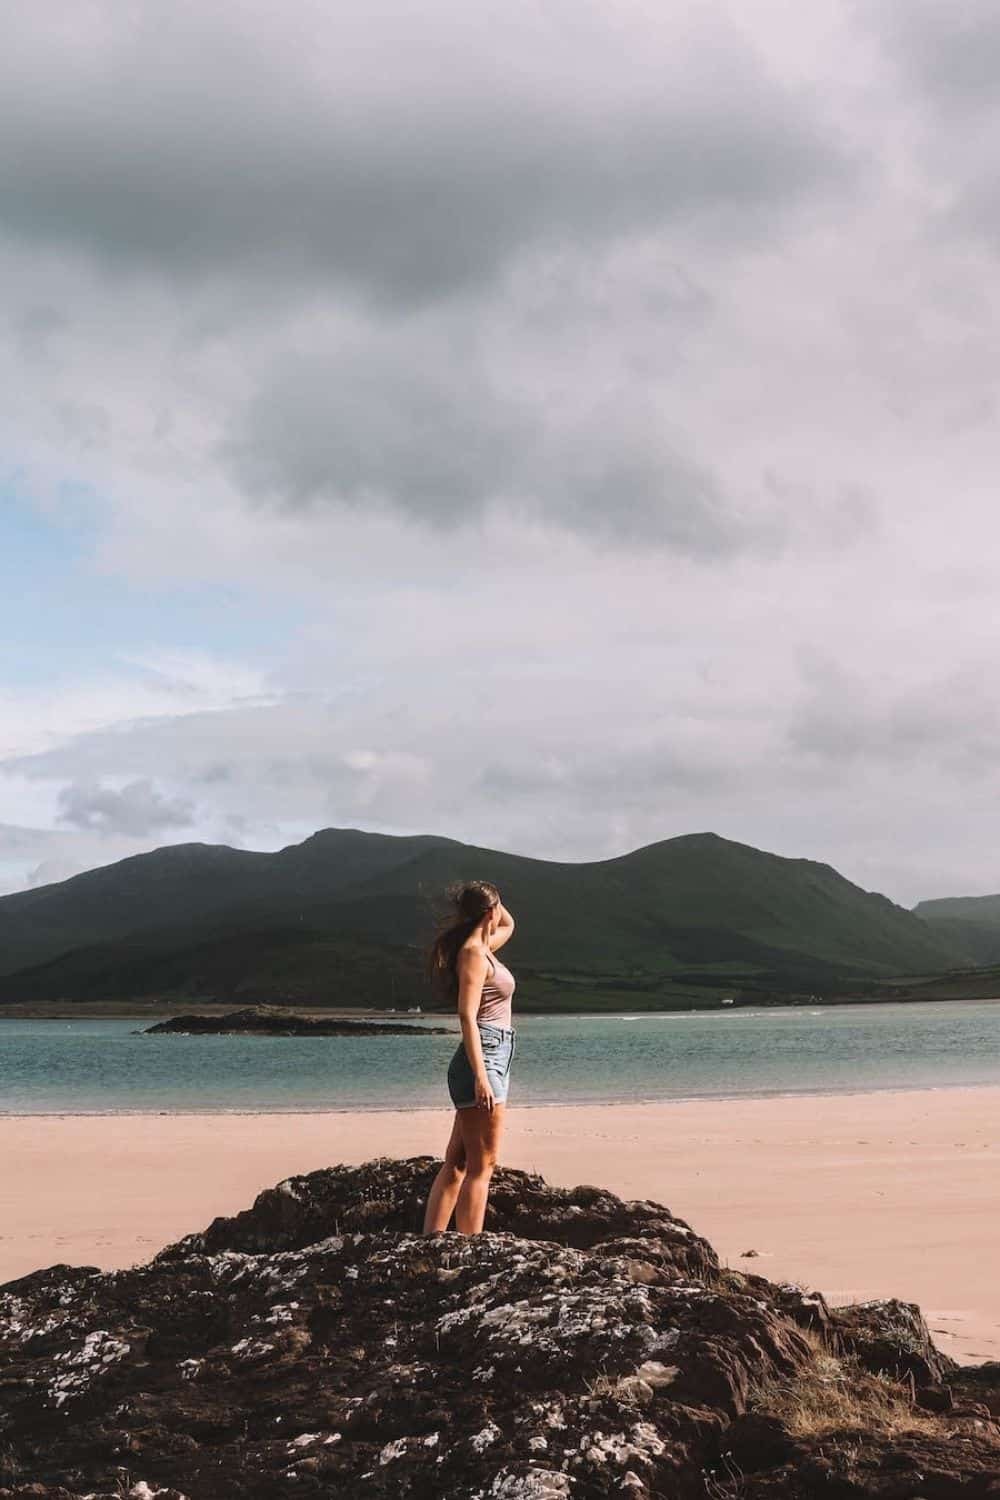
[426,880,500,994]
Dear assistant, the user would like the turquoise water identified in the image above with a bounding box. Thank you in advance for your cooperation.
[1,1001,999,1114]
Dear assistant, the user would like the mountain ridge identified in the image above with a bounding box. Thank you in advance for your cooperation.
[0,825,974,1009]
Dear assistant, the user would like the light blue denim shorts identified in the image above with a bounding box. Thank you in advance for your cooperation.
[447,1023,516,1109]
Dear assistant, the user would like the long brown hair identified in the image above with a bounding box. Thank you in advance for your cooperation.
[426,880,500,996]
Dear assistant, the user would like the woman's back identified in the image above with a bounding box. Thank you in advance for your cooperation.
[477,948,515,1028]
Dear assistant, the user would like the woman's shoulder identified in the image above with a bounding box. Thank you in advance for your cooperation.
[457,939,492,967]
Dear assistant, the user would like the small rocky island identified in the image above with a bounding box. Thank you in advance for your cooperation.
[1,1157,998,1499]
[141,1005,452,1037]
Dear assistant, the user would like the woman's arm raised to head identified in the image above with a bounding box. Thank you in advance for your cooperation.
[488,901,515,952]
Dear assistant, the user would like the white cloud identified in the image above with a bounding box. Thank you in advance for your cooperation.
[2,1,1000,907]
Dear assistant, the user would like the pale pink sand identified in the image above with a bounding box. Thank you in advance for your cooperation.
[1,1088,997,1365]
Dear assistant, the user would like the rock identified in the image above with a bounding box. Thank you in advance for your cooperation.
[916,1381,955,1413]
[952,1362,1000,1419]
[141,1006,452,1036]
[764,1280,835,1340]
[156,1157,719,1278]
[0,1158,997,1500]
[829,1296,956,1386]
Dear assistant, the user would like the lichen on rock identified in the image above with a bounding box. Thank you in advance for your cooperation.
[0,1156,997,1499]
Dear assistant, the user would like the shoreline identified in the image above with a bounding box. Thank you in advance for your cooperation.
[3,993,1000,1021]
[3,1086,998,1367]
[1,1074,1000,1122]
[5,1073,1000,1118]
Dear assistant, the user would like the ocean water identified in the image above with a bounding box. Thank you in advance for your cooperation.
[1,1000,999,1114]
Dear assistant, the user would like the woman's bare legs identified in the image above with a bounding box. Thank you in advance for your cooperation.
[454,1103,506,1234]
[422,1111,468,1232]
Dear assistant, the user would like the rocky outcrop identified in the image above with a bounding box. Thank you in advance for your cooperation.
[0,1158,997,1499]
[162,1156,720,1274]
[827,1296,957,1387]
[141,1006,452,1036]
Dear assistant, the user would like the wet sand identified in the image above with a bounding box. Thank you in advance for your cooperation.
[1,1087,997,1364]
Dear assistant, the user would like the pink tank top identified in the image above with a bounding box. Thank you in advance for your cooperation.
[477,949,515,1028]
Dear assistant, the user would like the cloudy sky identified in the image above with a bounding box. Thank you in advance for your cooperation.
[2,0,999,907]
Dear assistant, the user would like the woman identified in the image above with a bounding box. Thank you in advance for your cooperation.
[422,880,516,1235]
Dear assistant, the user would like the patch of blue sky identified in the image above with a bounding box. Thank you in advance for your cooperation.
[1,478,300,688]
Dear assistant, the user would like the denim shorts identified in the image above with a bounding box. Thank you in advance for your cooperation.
[447,1023,516,1109]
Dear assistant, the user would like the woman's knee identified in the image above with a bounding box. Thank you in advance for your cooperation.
[465,1147,499,1175]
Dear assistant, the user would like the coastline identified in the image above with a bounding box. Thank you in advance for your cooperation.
[2,1086,997,1367]
[2,991,1000,1020]
[5,1073,1000,1117]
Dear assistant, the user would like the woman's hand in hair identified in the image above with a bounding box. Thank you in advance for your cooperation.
[489,901,515,952]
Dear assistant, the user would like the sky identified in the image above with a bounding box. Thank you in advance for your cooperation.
[2,0,1000,907]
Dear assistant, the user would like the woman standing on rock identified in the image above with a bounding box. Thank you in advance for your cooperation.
[422,881,516,1235]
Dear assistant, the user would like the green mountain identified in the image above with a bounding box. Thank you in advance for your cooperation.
[0,827,971,1010]
[912,892,1000,966]
[914,892,1000,923]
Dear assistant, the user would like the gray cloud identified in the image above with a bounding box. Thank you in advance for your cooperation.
[760,473,880,550]
[475,741,731,808]
[0,5,877,554]
[5,2,1000,910]
[870,2,1000,119]
[1,5,857,306]
[57,778,196,837]
[222,342,771,553]
[6,692,742,877]
[786,650,1000,776]
[55,399,111,454]
[196,762,237,786]
[13,304,69,363]
[866,3,1000,258]
[223,348,531,526]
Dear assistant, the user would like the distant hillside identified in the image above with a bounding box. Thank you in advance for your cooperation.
[914,893,1000,922]
[0,829,453,975]
[0,827,971,1009]
[912,892,1000,966]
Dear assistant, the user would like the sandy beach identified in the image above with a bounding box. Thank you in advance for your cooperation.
[2,1086,997,1365]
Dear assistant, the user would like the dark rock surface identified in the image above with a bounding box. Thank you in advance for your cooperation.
[0,1158,997,1499]
[141,1006,452,1037]
[826,1296,957,1387]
